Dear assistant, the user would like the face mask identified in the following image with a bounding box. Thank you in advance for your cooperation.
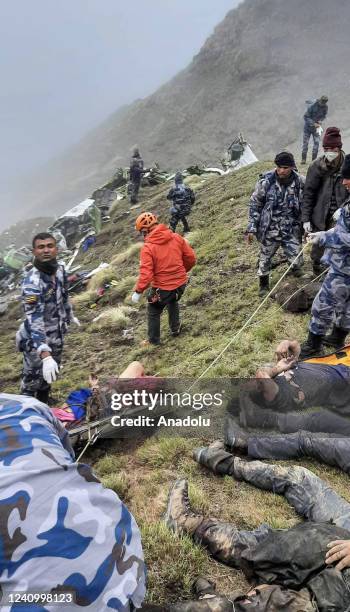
[324,152,339,162]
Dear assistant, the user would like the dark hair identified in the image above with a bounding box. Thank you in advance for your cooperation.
[32,232,57,248]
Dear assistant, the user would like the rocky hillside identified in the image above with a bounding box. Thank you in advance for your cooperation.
[14,0,350,223]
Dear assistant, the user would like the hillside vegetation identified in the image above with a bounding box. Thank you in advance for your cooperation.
[1,163,349,605]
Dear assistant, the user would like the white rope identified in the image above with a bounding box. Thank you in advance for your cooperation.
[187,242,310,390]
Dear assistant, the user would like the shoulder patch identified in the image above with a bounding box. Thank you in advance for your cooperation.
[24,294,39,304]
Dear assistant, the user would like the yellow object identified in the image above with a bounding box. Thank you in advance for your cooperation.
[306,345,350,366]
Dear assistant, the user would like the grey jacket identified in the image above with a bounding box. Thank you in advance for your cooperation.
[302,154,348,229]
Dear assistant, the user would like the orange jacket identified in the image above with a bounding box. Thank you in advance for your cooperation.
[135,224,196,292]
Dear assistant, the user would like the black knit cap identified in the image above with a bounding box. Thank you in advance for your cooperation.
[341,154,350,179]
[274,151,296,168]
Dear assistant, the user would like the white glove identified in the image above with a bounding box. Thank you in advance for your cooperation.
[131,292,141,303]
[72,316,81,326]
[307,231,324,245]
[303,222,312,234]
[42,356,59,384]
[333,208,342,222]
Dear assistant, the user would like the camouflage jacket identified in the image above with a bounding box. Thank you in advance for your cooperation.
[319,197,350,275]
[247,170,305,242]
[18,264,73,354]
[167,185,195,215]
[129,156,144,181]
[0,393,146,610]
[304,100,328,129]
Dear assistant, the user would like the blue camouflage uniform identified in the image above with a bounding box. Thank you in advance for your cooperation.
[302,100,328,162]
[16,264,72,397]
[128,154,144,204]
[247,170,305,276]
[309,197,350,335]
[167,182,195,233]
[0,393,146,611]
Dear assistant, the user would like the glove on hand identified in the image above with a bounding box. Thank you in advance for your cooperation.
[307,232,324,245]
[131,292,141,303]
[303,222,312,234]
[42,356,59,384]
[72,316,81,326]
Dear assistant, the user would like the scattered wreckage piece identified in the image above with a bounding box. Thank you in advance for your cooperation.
[91,168,127,217]
[49,198,101,248]
[222,133,258,172]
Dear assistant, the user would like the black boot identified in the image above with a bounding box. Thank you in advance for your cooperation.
[300,331,324,359]
[259,275,269,297]
[36,388,50,405]
[323,326,349,350]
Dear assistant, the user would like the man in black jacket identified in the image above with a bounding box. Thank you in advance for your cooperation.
[301,126,348,274]
[301,96,328,163]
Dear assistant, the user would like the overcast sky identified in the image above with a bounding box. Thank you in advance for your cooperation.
[0,0,238,193]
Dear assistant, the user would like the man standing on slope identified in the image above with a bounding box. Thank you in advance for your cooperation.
[131,212,196,345]
[302,126,348,275]
[167,172,195,233]
[301,95,329,164]
[300,154,350,357]
[246,151,305,296]
[128,146,144,204]
[16,232,79,403]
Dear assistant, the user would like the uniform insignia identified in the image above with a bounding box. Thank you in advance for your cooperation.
[25,295,38,304]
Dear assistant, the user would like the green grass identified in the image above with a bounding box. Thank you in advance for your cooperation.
[0,160,344,604]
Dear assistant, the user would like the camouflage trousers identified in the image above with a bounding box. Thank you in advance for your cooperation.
[21,345,63,399]
[191,452,350,610]
[258,233,303,276]
[309,270,350,335]
[302,124,320,161]
[128,179,141,204]
[169,212,190,233]
[247,431,350,475]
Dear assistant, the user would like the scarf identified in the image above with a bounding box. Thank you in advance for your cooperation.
[33,257,59,276]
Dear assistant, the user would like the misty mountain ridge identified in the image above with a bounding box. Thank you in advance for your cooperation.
[9,0,350,228]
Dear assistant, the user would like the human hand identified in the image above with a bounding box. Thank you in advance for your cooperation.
[306,232,324,245]
[131,291,141,303]
[326,540,350,570]
[72,316,81,326]
[42,356,59,384]
[303,222,312,234]
[275,356,296,373]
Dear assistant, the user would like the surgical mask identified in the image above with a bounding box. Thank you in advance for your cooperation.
[324,152,339,162]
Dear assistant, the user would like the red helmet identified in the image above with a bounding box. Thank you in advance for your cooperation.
[135,212,158,232]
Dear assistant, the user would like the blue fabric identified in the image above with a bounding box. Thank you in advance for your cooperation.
[66,388,92,419]
[82,236,96,252]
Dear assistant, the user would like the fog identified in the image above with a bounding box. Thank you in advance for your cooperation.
[0,0,238,223]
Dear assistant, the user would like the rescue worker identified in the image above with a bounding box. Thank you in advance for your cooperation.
[128,146,144,204]
[131,212,196,345]
[301,95,329,164]
[0,392,145,611]
[167,172,195,233]
[16,233,79,403]
[166,452,350,611]
[300,154,350,357]
[302,126,348,275]
[246,151,305,296]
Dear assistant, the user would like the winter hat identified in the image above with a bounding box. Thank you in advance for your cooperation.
[341,154,350,179]
[323,127,342,149]
[175,172,183,184]
[274,151,295,168]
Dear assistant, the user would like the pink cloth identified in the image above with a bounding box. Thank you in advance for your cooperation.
[51,407,76,422]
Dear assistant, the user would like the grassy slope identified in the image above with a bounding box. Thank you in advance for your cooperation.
[1,163,349,604]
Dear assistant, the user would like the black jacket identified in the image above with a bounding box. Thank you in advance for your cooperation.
[301,154,348,229]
